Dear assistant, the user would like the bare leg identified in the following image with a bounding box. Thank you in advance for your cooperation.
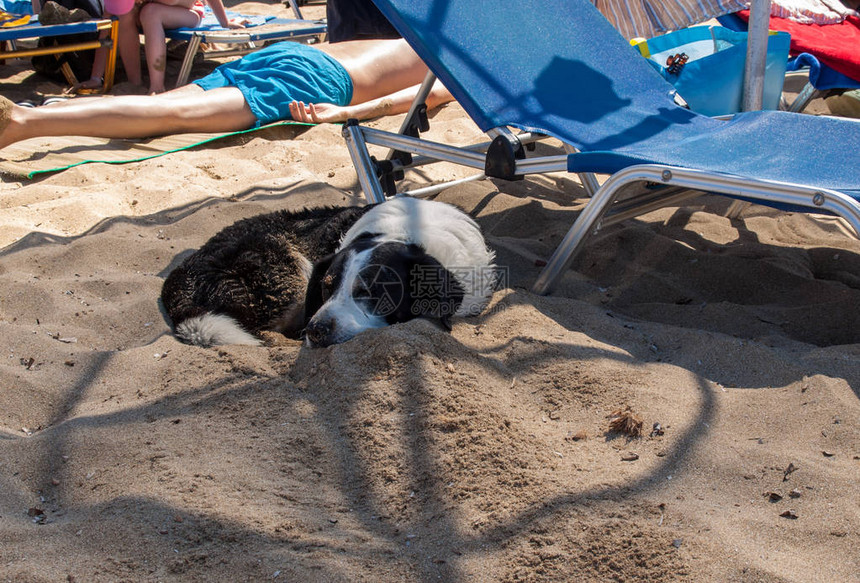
[139,3,201,94]
[82,11,143,90]
[0,87,256,150]
[116,10,143,87]
[87,41,108,89]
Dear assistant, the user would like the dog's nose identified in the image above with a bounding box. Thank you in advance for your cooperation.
[305,320,331,347]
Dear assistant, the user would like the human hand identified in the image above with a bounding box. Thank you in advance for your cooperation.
[226,17,248,29]
[289,101,349,124]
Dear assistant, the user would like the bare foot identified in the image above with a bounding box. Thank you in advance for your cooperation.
[0,96,14,150]
[64,77,104,95]
[0,96,40,151]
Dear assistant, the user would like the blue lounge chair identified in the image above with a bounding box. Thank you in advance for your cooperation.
[0,12,118,91]
[341,0,860,295]
[165,8,326,86]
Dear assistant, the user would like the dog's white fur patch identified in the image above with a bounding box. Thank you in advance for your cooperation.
[175,314,261,347]
[339,197,496,316]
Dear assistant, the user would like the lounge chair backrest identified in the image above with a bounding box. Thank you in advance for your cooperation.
[371,0,703,151]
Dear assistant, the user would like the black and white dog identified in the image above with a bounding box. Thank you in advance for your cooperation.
[161,198,496,348]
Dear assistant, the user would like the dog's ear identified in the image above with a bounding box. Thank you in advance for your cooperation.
[351,231,380,243]
[346,231,382,250]
[304,253,335,321]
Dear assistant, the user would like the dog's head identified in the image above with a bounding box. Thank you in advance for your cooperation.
[303,234,465,348]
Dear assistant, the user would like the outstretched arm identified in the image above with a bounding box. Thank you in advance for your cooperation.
[288,79,453,123]
[204,0,247,29]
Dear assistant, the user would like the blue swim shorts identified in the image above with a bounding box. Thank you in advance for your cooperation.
[194,42,354,127]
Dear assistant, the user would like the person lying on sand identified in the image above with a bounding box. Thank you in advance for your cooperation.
[0,38,452,150]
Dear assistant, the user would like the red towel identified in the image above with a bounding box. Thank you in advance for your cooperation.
[738,10,860,82]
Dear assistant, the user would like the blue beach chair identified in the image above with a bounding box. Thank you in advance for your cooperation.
[165,8,326,86]
[0,6,118,91]
[341,0,860,295]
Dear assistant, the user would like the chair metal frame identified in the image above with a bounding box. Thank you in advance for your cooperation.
[343,106,860,295]
[0,18,118,91]
[165,16,326,86]
[342,0,860,297]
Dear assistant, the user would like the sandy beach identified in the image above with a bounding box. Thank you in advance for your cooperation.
[1,2,859,581]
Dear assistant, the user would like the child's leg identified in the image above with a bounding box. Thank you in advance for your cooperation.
[138,3,202,94]
[84,10,143,89]
[117,10,144,86]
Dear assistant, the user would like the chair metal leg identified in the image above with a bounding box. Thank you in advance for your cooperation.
[386,70,436,161]
[786,82,820,113]
[59,61,78,86]
[563,143,600,196]
[400,173,487,198]
[533,164,860,295]
[286,0,304,19]
[103,18,118,92]
[531,173,630,294]
[576,172,601,196]
[343,121,387,204]
[176,35,202,87]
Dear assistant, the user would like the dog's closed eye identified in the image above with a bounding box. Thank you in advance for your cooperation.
[321,273,336,299]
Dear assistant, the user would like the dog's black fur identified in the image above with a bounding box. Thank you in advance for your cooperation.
[162,199,495,347]
[161,205,372,345]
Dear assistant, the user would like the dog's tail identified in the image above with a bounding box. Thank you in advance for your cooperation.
[174,313,261,347]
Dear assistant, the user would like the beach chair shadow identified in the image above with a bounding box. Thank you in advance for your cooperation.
[342,0,860,296]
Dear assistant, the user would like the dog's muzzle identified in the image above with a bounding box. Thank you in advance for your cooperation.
[305,319,333,348]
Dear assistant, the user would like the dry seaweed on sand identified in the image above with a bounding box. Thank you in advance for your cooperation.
[607,406,644,437]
